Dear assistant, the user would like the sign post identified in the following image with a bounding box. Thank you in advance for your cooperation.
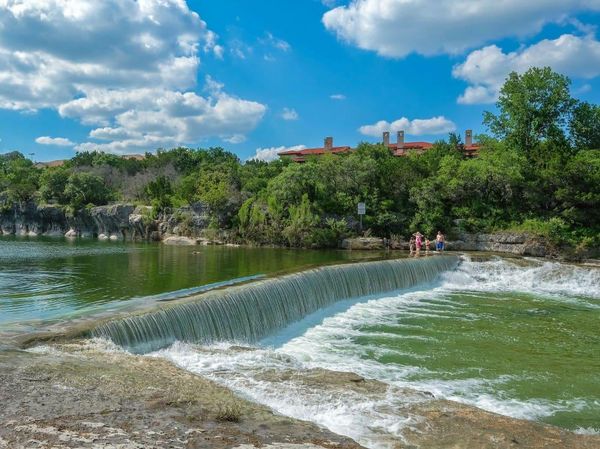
[357,202,366,233]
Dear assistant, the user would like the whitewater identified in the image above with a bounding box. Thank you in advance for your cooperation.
[151,256,600,449]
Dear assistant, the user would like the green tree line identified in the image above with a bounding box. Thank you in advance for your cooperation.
[1,67,598,251]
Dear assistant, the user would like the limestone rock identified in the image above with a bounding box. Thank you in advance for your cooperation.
[162,236,198,246]
[341,237,385,250]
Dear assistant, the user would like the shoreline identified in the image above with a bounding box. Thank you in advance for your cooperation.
[1,230,595,263]
[1,202,597,262]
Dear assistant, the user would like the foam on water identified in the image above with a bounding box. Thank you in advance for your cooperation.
[445,256,600,302]
[154,342,423,449]
[149,257,599,448]
[575,427,600,436]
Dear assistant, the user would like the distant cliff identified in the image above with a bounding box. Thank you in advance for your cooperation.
[0,203,213,241]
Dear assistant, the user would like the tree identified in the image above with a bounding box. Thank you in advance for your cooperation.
[144,176,173,211]
[2,155,39,204]
[283,193,319,247]
[39,168,70,204]
[570,101,600,151]
[483,67,576,163]
[555,149,600,228]
[64,173,112,209]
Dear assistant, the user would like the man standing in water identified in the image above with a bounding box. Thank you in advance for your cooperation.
[436,231,445,252]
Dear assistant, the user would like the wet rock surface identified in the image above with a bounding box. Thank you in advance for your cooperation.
[0,345,363,449]
[247,366,600,449]
[2,342,596,449]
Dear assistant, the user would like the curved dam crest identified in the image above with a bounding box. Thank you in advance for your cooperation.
[92,256,460,353]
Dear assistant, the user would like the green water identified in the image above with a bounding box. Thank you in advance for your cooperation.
[355,292,599,429]
[271,257,600,431]
[0,236,386,329]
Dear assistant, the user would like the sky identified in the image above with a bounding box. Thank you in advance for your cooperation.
[0,0,599,162]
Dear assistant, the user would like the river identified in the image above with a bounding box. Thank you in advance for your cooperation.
[1,237,598,448]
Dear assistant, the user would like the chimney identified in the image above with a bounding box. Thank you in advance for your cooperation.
[465,129,473,147]
[383,132,390,146]
[324,136,333,151]
[397,131,405,149]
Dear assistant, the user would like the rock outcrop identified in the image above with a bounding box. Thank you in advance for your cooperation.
[340,237,385,250]
[0,202,211,242]
[449,232,552,257]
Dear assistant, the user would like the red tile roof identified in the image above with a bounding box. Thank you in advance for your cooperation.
[34,160,66,168]
[278,146,352,156]
[278,140,482,161]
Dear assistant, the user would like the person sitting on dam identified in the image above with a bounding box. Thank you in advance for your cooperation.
[436,231,446,252]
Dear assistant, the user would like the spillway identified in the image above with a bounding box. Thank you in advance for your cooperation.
[91,256,459,353]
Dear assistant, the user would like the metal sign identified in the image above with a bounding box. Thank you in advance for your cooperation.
[357,202,366,215]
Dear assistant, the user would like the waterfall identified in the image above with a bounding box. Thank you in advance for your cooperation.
[91,256,459,353]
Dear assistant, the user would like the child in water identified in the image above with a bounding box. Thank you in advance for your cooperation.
[414,232,423,256]
[409,236,416,255]
[425,238,431,253]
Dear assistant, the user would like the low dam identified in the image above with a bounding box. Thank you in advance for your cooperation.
[91,256,459,353]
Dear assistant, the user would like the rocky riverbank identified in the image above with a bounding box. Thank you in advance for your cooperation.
[341,232,588,259]
[0,202,213,242]
[1,341,598,449]
[0,342,362,449]
[1,202,596,260]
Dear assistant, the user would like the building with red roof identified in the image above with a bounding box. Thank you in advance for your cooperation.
[278,131,480,162]
[278,137,352,162]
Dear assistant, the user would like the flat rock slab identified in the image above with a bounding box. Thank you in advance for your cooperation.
[0,345,362,449]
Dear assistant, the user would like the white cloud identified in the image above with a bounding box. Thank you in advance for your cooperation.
[281,108,299,121]
[453,34,600,104]
[0,1,266,153]
[224,134,247,144]
[260,32,291,52]
[230,40,253,60]
[575,83,592,94]
[68,82,266,154]
[204,30,225,60]
[35,136,75,146]
[323,0,600,58]
[359,116,456,137]
[249,145,306,162]
[330,94,346,100]
[0,0,208,110]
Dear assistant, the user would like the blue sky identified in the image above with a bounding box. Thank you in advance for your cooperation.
[0,0,599,162]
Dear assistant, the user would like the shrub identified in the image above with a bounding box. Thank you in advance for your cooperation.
[215,401,242,422]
